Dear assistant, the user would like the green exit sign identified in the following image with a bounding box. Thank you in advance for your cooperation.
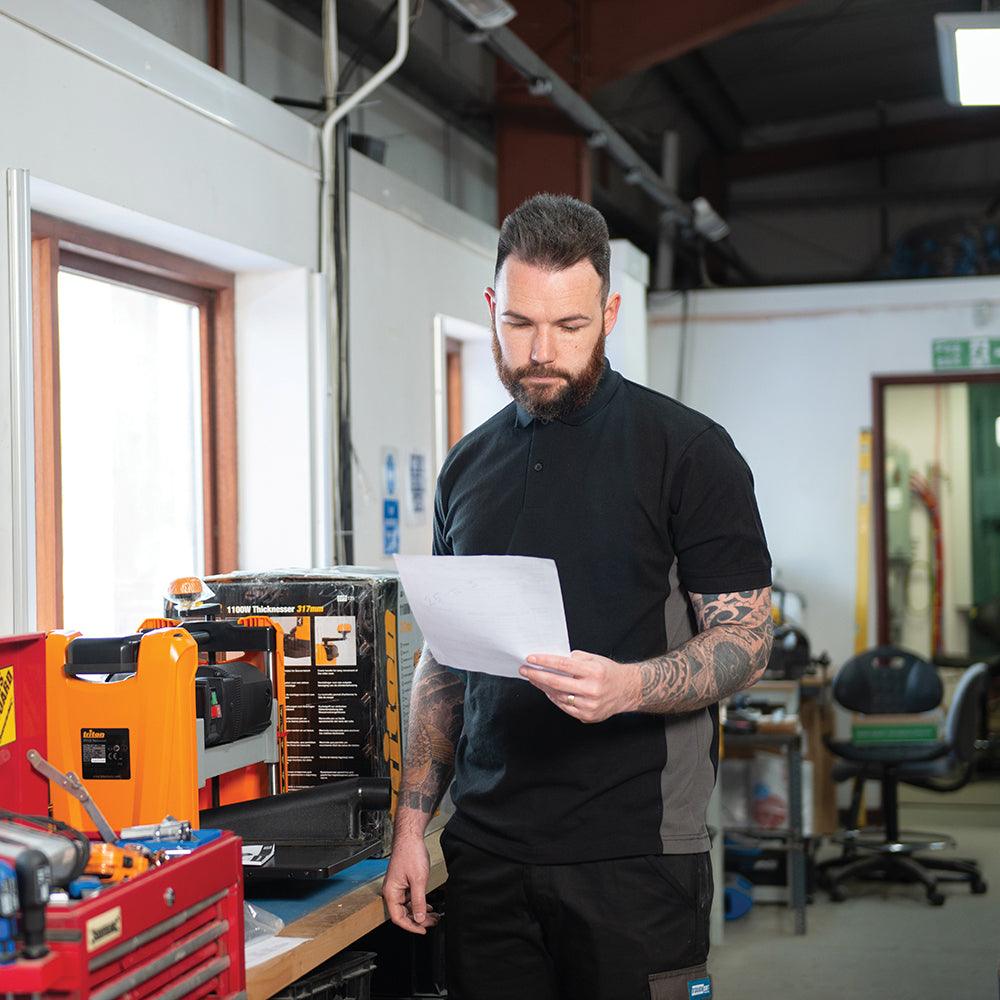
[932,337,1000,371]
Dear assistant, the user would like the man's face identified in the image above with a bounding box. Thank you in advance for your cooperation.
[486,256,621,421]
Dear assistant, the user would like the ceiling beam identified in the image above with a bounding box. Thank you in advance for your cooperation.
[658,54,744,153]
[732,184,1000,211]
[585,0,805,92]
[721,109,1000,180]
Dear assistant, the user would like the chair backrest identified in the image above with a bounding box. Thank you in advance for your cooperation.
[833,645,942,714]
[945,662,990,763]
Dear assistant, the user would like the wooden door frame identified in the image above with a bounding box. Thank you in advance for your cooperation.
[872,370,1000,646]
[31,213,238,629]
[446,339,463,450]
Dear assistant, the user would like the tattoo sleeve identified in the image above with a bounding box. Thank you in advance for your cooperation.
[634,588,774,714]
[397,644,466,824]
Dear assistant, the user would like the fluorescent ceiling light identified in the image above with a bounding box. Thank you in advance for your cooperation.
[440,0,516,30]
[936,12,1000,105]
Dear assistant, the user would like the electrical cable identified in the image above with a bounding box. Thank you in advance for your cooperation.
[335,115,355,564]
[909,472,944,655]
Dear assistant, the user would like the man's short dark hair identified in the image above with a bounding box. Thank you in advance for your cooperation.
[495,194,611,301]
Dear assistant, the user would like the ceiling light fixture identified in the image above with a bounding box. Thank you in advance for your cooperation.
[935,12,1000,105]
[440,0,516,31]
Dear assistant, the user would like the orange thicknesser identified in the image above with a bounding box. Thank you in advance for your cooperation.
[43,617,286,834]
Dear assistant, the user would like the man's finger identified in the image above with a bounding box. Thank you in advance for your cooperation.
[383,881,429,935]
[409,883,429,925]
[525,653,588,675]
[539,689,589,719]
[521,667,588,696]
[387,903,428,934]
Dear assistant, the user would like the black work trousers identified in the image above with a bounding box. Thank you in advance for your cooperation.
[441,830,714,1000]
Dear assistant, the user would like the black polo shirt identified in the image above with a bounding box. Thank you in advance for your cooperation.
[434,361,771,863]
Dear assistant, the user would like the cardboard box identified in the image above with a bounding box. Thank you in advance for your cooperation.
[206,567,424,851]
[851,709,943,744]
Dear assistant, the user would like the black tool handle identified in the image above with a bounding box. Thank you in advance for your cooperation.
[0,847,50,959]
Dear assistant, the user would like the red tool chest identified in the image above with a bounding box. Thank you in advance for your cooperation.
[0,832,245,999]
[0,633,50,816]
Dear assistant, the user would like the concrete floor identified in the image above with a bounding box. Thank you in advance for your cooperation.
[710,786,1000,999]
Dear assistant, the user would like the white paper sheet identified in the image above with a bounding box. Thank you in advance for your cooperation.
[393,555,571,678]
[244,935,309,969]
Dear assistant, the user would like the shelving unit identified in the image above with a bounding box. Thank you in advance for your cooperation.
[723,729,807,935]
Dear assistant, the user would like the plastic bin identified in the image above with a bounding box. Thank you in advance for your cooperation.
[274,951,377,1000]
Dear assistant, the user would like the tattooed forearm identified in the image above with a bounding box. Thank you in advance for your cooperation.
[635,588,773,714]
[397,645,465,822]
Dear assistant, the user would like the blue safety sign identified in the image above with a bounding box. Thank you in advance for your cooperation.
[383,498,400,556]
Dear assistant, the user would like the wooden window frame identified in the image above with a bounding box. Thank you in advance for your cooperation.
[31,212,237,630]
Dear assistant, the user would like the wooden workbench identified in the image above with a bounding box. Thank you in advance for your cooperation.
[245,831,446,1000]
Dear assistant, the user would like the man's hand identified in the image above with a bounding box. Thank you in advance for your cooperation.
[520,651,640,724]
[382,833,441,935]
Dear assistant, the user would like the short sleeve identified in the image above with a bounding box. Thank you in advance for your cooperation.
[433,478,453,556]
[667,424,772,595]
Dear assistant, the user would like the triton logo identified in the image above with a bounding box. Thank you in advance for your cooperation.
[82,729,106,739]
[86,907,123,951]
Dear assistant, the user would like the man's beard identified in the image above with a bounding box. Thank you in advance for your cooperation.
[492,325,607,423]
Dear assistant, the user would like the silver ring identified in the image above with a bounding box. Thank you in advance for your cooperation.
[566,694,575,705]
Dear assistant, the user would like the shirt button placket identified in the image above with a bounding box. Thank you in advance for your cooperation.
[525,427,547,510]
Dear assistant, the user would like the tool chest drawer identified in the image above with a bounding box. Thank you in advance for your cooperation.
[0,832,245,999]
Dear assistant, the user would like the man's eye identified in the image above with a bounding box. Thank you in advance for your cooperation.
[560,325,583,333]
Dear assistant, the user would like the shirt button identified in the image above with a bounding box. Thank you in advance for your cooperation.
[533,462,543,472]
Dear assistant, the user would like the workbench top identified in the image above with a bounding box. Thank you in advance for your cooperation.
[244,830,445,1000]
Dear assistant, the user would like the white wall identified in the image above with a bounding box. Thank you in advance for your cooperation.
[648,276,1000,670]
[607,239,651,386]
[0,0,503,631]
[460,335,509,439]
[94,0,500,228]
[348,155,498,567]
[0,0,319,269]
[235,268,315,569]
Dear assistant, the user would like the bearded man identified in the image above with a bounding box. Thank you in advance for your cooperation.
[383,194,773,1000]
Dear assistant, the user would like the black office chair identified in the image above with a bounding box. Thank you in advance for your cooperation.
[817,646,989,905]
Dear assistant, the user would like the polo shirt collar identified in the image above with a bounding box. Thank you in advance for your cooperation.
[514,360,621,428]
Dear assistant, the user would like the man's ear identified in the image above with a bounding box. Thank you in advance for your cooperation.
[603,292,622,337]
[485,287,497,324]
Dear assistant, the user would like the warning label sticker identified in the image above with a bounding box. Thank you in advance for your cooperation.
[0,666,15,748]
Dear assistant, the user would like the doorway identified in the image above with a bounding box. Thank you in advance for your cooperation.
[432,315,509,473]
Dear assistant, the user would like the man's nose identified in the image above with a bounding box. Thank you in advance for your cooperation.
[530,327,555,365]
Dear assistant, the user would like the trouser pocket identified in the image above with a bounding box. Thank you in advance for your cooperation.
[647,963,713,1000]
